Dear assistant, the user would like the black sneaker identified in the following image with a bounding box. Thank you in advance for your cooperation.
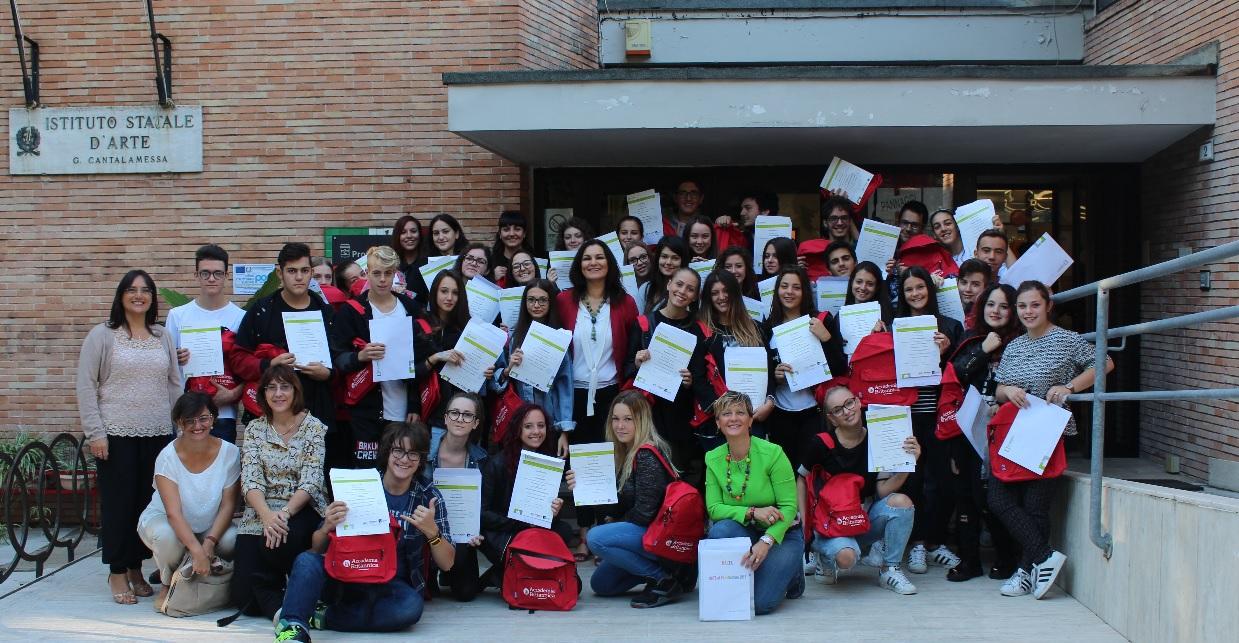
[947,559,984,582]
[630,577,683,609]
[673,562,698,592]
[989,560,1017,580]
[275,621,312,642]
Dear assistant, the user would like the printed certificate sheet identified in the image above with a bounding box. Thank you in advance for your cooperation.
[439,319,507,394]
[689,260,715,291]
[1001,233,1074,289]
[814,276,849,318]
[568,442,618,506]
[956,386,991,461]
[998,395,1070,475]
[180,325,224,378]
[954,199,996,260]
[838,301,882,356]
[855,219,901,278]
[498,286,525,329]
[936,278,967,324]
[635,322,698,402]
[329,468,391,537]
[758,276,777,318]
[368,315,416,382]
[509,321,572,393]
[549,250,576,292]
[752,216,793,267]
[597,231,626,266]
[419,255,457,288]
[742,296,766,322]
[772,315,831,392]
[620,263,641,301]
[281,311,332,366]
[865,405,916,473]
[724,347,769,407]
[820,157,875,202]
[507,450,566,529]
[627,189,664,244]
[433,468,481,543]
[465,276,501,323]
[892,315,942,387]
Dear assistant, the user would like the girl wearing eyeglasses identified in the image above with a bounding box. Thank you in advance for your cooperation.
[491,280,574,447]
[506,249,542,288]
[625,244,652,287]
[425,392,490,602]
[77,269,183,605]
[453,242,493,281]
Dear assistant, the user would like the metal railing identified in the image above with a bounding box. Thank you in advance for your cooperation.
[0,434,100,587]
[1053,238,1239,558]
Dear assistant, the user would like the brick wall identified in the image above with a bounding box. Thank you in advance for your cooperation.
[0,1,597,439]
[1085,0,1239,479]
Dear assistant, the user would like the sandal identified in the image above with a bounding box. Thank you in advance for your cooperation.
[127,570,155,597]
[109,574,137,605]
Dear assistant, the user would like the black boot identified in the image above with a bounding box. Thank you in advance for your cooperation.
[947,559,984,582]
[630,577,683,609]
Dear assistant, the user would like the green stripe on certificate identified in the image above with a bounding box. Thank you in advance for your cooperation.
[436,484,479,490]
[754,224,786,230]
[572,450,613,457]
[896,326,937,332]
[468,286,498,301]
[654,334,692,355]
[522,457,562,472]
[529,331,566,350]
[727,367,766,373]
[181,327,219,334]
[285,318,320,324]
[500,294,523,301]
[842,309,872,316]
[867,227,898,239]
[464,337,499,358]
[868,414,906,423]
[775,322,808,336]
[823,158,842,187]
[628,193,656,204]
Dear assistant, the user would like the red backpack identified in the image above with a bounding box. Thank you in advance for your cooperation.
[501,528,581,611]
[239,342,284,417]
[415,318,443,416]
[987,402,1067,482]
[848,332,917,407]
[897,234,959,277]
[803,433,870,540]
[714,223,747,253]
[323,515,400,584]
[638,445,706,563]
[796,239,832,281]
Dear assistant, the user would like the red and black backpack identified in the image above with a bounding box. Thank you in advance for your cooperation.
[501,528,582,612]
[802,432,870,541]
[638,445,706,563]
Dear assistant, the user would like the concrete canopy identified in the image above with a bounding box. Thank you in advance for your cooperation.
[445,65,1216,167]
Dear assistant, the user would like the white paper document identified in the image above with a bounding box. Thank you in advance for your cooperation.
[281,311,332,367]
[892,315,942,387]
[698,537,755,621]
[635,322,698,402]
[535,256,550,277]
[498,286,525,329]
[507,450,566,529]
[509,321,572,393]
[465,276,501,323]
[419,255,457,288]
[329,468,391,537]
[936,278,967,324]
[549,250,576,292]
[998,395,1070,475]
[772,315,832,392]
[597,231,626,266]
[439,319,508,394]
[752,215,793,266]
[620,263,641,300]
[820,157,875,202]
[954,199,996,260]
[689,260,715,291]
[865,405,917,473]
[855,219,901,278]
[568,442,618,506]
[758,276,777,318]
[627,189,665,244]
[838,301,882,356]
[724,347,768,407]
[1001,232,1074,288]
[814,276,849,318]
[742,296,766,322]
[432,468,481,544]
[956,386,991,461]
[180,325,225,378]
[368,315,416,382]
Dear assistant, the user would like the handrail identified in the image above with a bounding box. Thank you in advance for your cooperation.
[1050,240,1239,559]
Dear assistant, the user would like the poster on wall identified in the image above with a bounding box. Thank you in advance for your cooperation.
[9,106,203,175]
[325,227,392,263]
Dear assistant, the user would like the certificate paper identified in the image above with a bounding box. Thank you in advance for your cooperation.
[838,301,882,356]
[1001,232,1074,289]
[698,537,755,621]
[771,315,831,392]
[368,316,416,382]
[620,263,641,301]
[752,215,793,267]
[724,347,768,407]
[281,311,332,366]
[627,189,664,244]
[998,395,1070,475]
[956,386,991,461]
[568,442,618,506]
[689,260,715,291]
[597,231,626,266]
[814,276,849,318]
[498,286,525,329]
[855,219,901,278]
[507,450,566,529]
[635,322,698,402]
[329,468,391,537]
[180,325,225,378]
[439,319,507,394]
[892,315,942,387]
[954,199,996,260]
[419,255,457,288]
[742,296,766,322]
[936,278,967,324]
[433,468,481,544]
[465,275,501,323]
[509,321,572,393]
[758,276,777,318]
[549,250,576,292]
[865,405,916,473]
[820,156,875,202]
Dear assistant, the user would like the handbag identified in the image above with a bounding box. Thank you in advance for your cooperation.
[158,553,233,617]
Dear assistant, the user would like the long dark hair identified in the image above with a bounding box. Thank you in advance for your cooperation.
[714,246,757,297]
[896,266,940,318]
[107,270,159,335]
[569,240,626,306]
[644,235,690,312]
[681,215,717,260]
[428,214,469,256]
[390,215,425,266]
[970,283,1021,360]
[761,237,798,277]
[428,269,470,334]
[555,217,595,251]
[508,249,542,286]
[491,210,531,276]
[845,261,894,324]
[765,266,817,327]
[502,403,556,477]
[700,270,763,347]
[513,279,561,347]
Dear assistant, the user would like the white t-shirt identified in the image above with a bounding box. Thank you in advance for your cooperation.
[371,299,409,421]
[140,440,241,533]
[166,299,246,419]
[572,301,616,389]
[952,247,971,269]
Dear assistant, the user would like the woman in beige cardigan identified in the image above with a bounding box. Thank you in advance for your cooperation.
[76,269,183,605]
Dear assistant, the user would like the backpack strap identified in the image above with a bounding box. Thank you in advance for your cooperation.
[696,320,712,339]
[638,444,679,481]
[817,431,837,450]
[347,299,366,316]
[414,318,433,334]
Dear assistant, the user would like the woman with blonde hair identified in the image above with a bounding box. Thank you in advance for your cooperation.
[565,390,683,608]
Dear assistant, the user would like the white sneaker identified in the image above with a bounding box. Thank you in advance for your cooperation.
[907,544,928,574]
[1000,569,1032,597]
[814,562,838,585]
[1032,550,1067,600]
[860,541,886,568]
[928,545,961,568]
[878,565,917,595]
[804,551,818,576]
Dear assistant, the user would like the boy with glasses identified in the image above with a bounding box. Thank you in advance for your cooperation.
[665,179,706,237]
[166,244,246,442]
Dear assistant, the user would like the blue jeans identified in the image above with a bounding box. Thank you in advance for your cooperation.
[211,418,237,443]
[281,551,423,632]
[588,521,671,595]
[810,495,914,570]
[706,520,805,615]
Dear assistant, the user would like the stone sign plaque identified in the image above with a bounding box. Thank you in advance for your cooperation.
[9,106,203,175]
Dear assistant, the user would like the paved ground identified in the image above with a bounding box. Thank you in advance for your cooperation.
[0,549,1123,642]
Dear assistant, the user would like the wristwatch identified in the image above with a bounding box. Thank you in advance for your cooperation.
[759,534,775,547]
[1064,383,1076,393]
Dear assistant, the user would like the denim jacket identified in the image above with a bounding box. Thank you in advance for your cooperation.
[489,330,576,432]
[425,426,489,481]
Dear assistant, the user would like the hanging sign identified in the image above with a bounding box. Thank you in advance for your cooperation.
[9,106,203,175]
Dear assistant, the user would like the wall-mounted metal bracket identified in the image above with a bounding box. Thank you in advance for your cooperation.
[8,0,39,107]
[145,0,173,107]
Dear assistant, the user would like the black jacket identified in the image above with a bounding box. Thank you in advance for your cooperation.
[690,322,777,416]
[624,311,710,442]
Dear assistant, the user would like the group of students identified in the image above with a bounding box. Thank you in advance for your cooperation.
[74,184,1111,640]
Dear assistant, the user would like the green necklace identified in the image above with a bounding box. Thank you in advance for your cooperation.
[724,451,752,501]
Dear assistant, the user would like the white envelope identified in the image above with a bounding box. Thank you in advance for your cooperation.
[698,537,755,621]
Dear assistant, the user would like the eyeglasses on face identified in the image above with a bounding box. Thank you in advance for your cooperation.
[829,397,859,416]
[390,447,423,463]
[446,409,478,422]
[463,255,488,267]
[826,216,851,224]
[511,260,535,271]
[899,220,923,230]
[197,270,226,281]
[180,414,215,427]
[525,296,550,306]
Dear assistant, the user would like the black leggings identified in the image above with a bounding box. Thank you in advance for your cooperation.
[987,477,1056,571]
[231,508,321,618]
[906,413,955,546]
[949,437,1018,566]
[97,434,171,573]
[437,542,482,602]
[572,385,618,529]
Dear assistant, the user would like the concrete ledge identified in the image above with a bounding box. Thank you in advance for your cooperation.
[1208,457,1239,493]
[599,1,1084,10]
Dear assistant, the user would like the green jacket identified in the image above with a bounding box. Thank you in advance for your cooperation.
[704,437,798,543]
